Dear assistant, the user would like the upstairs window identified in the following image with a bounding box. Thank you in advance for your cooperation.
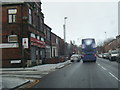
[29,8,32,24]
[8,9,17,23]
[41,37,44,42]
[30,33,35,38]
[56,38,58,44]
[37,35,40,40]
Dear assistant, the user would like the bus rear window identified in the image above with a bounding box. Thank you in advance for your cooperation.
[84,39,93,45]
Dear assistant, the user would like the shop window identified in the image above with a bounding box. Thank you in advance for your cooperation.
[37,35,40,40]
[41,38,44,41]
[30,33,35,38]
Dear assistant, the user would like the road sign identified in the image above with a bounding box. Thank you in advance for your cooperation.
[22,38,28,48]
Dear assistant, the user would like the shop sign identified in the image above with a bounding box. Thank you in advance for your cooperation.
[30,37,46,48]
[0,43,19,48]
[22,38,29,48]
[11,60,21,64]
[8,35,18,42]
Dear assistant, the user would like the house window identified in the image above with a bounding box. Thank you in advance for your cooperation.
[8,9,17,23]
[41,38,44,42]
[29,8,32,24]
[30,33,35,38]
[37,35,40,40]
[56,38,58,44]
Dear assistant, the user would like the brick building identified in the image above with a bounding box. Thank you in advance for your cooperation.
[57,36,65,57]
[51,32,65,58]
[44,24,52,58]
[51,32,58,57]
[116,35,120,47]
[104,37,120,53]
[1,2,46,67]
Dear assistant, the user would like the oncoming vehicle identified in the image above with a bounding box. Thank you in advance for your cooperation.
[81,38,96,62]
[70,54,81,62]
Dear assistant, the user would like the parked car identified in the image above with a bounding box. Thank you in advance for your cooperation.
[108,50,119,61]
[102,53,109,59]
[70,54,81,62]
[97,54,103,58]
[116,52,120,63]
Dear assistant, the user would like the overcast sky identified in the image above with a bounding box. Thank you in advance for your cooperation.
[41,0,118,46]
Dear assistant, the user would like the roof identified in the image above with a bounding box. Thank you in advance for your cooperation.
[2,2,24,5]
[1,0,41,5]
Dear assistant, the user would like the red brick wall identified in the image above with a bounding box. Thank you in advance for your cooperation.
[2,3,45,67]
[2,48,21,59]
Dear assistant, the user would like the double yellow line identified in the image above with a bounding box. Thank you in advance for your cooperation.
[19,79,40,89]
[26,79,40,88]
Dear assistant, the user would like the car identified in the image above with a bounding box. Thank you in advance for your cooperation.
[97,53,103,58]
[116,52,120,63]
[102,53,109,59]
[70,54,81,62]
[97,54,103,58]
[108,50,118,61]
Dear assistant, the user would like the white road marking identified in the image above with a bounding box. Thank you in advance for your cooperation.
[98,63,100,66]
[108,72,120,81]
[101,66,107,70]
[97,63,107,70]
[97,62,120,82]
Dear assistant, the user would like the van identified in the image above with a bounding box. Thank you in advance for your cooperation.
[108,50,118,61]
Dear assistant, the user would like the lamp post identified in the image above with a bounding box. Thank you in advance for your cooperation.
[63,17,67,59]
[63,17,67,42]
[104,32,107,40]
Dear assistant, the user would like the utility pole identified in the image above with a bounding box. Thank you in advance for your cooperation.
[63,17,67,42]
[104,32,107,40]
[63,17,67,59]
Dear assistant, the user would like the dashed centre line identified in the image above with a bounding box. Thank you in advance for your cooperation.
[101,66,107,70]
[97,63,107,70]
[108,72,120,81]
[97,62,120,82]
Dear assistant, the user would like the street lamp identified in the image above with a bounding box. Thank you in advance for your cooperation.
[104,32,107,40]
[63,17,67,42]
[63,17,68,59]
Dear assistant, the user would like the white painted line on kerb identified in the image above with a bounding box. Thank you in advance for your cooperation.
[108,72,120,82]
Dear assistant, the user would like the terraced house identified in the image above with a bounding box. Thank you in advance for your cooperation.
[2,1,46,67]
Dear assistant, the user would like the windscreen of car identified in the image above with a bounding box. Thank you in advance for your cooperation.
[111,51,118,54]
[71,55,78,57]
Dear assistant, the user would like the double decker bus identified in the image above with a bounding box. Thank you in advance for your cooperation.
[81,38,96,62]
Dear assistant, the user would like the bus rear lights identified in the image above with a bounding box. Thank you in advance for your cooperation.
[82,54,84,57]
[94,54,96,57]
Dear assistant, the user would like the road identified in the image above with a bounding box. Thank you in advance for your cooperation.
[32,58,120,88]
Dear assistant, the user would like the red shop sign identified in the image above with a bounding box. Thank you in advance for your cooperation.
[30,37,46,48]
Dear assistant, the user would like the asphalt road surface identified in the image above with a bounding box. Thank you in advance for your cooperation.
[33,58,120,88]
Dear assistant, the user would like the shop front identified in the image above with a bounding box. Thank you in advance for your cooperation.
[30,37,46,66]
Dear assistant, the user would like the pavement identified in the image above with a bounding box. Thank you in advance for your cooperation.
[0,60,71,89]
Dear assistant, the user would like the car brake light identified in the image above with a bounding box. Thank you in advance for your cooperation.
[82,54,84,57]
